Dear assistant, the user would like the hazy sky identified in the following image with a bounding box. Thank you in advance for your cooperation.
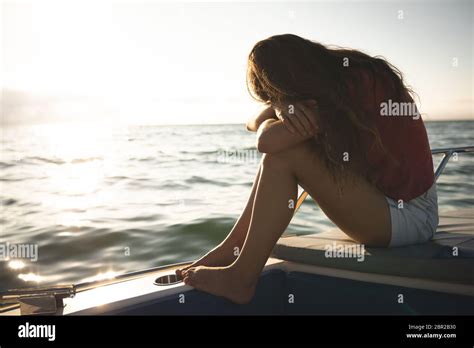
[1,0,473,125]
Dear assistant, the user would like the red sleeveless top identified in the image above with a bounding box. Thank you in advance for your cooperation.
[347,69,434,202]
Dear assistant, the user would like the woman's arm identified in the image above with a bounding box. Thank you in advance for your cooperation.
[246,106,277,132]
[256,118,318,153]
[256,101,320,153]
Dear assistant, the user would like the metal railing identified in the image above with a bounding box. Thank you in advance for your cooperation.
[431,146,474,181]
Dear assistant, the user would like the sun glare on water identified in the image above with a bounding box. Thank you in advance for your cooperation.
[8,260,26,270]
[30,122,118,228]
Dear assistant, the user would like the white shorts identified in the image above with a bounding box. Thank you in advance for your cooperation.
[385,183,439,247]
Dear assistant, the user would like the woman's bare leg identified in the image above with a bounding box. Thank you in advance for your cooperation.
[183,141,391,303]
[176,166,261,276]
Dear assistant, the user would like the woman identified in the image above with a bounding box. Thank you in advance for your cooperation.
[176,34,438,304]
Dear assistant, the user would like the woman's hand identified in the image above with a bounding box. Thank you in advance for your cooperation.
[273,100,319,137]
[256,101,320,154]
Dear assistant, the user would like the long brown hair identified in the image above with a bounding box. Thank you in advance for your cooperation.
[246,34,414,188]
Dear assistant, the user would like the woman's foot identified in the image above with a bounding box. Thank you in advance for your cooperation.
[182,265,256,304]
[175,245,238,278]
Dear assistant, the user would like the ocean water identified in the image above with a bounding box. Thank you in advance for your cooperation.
[0,120,473,291]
